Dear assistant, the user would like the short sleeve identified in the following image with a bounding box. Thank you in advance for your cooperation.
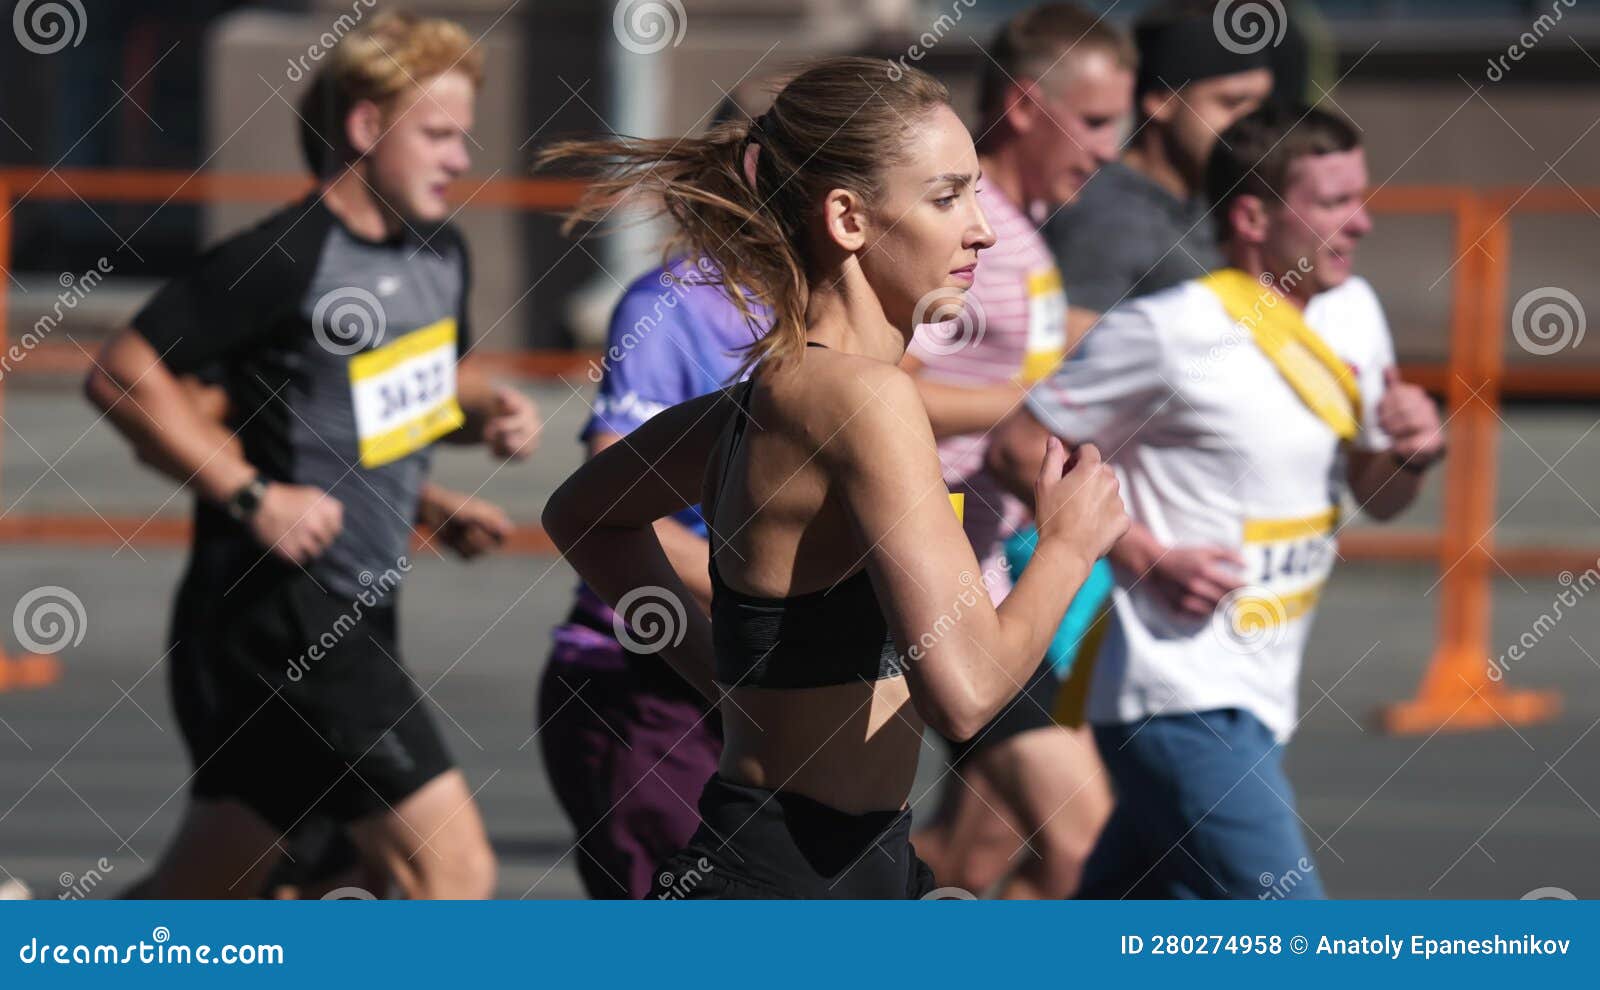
[131,200,322,373]
[1025,300,1170,457]
[1047,206,1149,314]
[1336,278,1398,453]
[435,223,473,351]
[583,269,707,441]
[906,293,996,373]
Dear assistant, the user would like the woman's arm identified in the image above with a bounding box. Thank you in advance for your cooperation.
[820,364,1127,741]
[588,432,714,612]
[542,390,735,702]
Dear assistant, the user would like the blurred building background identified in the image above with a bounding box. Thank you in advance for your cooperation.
[2,0,1599,371]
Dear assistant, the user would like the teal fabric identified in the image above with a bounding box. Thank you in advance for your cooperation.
[1003,525,1115,677]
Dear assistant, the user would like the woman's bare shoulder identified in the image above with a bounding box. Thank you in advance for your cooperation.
[763,351,931,465]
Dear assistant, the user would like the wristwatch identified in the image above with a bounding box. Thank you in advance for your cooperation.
[225,477,268,522]
[1396,447,1444,475]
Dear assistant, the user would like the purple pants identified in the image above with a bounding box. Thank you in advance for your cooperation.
[536,625,722,899]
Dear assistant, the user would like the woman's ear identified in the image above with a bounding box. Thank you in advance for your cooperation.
[822,187,867,253]
[346,99,384,157]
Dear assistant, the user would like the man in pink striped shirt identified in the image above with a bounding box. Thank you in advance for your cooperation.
[905,4,1134,899]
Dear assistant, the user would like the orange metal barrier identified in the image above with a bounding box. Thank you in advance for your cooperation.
[1369,188,1558,734]
[0,168,1593,727]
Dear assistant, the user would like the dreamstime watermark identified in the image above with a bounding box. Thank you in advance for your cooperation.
[912,288,987,357]
[17,928,284,966]
[901,556,1012,670]
[312,286,387,355]
[1211,585,1289,656]
[1485,0,1578,82]
[921,885,978,899]
[1488,559,1597,683]
[887,0,979,81]
[1510,286,1585,356]
[58,858,114,901]
[1184,259,1313,382]
[284,0,378,82]
[612,0,687,56]
[655,857,714,899]
[284,558,410,682]
[1213,0,1288,56]
[0,257,113,382]
[1521,886,1577,900]
[320,886,377,900]
[13,0,86,55]
[1258,856,1315,900]
[12,585,87,655]
[612,585,688,654]
[586,258,718,386]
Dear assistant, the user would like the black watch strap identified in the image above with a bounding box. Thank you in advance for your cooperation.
[225,477,268,522]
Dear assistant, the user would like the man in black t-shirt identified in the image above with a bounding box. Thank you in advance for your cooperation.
[87,12,538,899]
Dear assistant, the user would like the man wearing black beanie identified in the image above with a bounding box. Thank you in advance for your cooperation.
[1047,0,1272,335]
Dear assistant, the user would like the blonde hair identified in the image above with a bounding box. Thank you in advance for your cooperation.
[331,10,483,115]
[300,10,483,174]
[537,56,951,381]
[979,4,1135,122]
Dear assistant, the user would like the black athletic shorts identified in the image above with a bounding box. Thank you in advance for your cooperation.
[945,657,1061,765]
[649,774,937,899]
[168,558,452,833]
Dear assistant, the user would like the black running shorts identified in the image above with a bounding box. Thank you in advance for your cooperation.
[945,657,1062,765]
[168,559,452,833]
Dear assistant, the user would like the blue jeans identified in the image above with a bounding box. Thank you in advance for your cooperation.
[1078,709,1326,899]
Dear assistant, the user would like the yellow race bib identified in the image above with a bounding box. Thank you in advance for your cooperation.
[1021,267,1068,384]
[348,318,465,468]
[1234,506,1338,632]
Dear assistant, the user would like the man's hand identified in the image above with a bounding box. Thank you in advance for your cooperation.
[1377,366,1445,467]
[1111,523,1245,619]
[250,483,344,564]
[1145,546,1247,619]
[483,385,541,460]
[417,485,512,560]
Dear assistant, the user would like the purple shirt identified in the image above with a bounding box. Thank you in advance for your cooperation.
[568,259,767,630]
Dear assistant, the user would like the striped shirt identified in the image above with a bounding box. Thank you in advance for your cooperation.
[908,182,1067,600]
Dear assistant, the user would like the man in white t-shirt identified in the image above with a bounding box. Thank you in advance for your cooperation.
[989,104,1446,898]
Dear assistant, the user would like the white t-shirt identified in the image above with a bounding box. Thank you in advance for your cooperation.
[1025,275,1396,741]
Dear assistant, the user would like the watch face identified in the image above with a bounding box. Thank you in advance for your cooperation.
[231,480,264,518]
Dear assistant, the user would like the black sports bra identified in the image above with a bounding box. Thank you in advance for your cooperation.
[707,343,905,689]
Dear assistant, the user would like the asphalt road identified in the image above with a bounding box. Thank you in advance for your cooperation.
[1,382,1597,899]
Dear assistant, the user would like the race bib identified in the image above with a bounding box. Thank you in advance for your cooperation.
[1235,507,1338,631]
[348,318,464,468]
[1021,267,1067,384]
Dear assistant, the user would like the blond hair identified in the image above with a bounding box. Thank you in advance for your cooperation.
[979,4,1135,122]
[330,10,483,114]
[300,10,483,174]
